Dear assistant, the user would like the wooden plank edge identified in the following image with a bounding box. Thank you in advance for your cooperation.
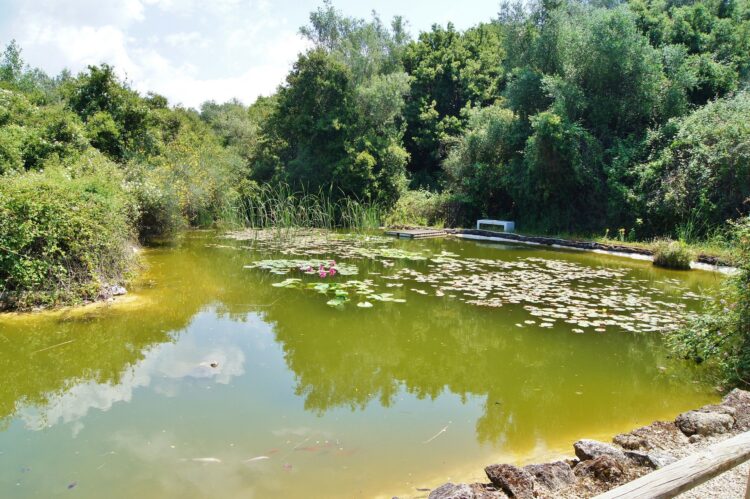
[595,431,750,499]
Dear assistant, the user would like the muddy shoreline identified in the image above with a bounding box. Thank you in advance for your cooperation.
[424,389,750,499]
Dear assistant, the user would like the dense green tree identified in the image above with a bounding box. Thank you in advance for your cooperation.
[200,96,275,163]
[443,105,521,220]
[64,64,156,160]
[260,49,407,203]
[300,0,409,83]
[639,91,750,234]
[402,23,503,186]
[517,111,605,230]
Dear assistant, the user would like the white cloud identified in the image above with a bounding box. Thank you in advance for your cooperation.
[18,332,247,431]
[164,31,209,48]
[2,0,305,108]
[26,24,139,76]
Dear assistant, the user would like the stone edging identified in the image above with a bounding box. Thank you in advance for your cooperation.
[425,389,750,499]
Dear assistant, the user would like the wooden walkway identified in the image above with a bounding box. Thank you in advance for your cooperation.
[595,431,750,498]
[384,228,447,239]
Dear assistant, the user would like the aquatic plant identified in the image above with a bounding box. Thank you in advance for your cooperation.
[245,259,358,276]
[652,239,693,270]
[238,230,700,326]
[265,277,405,308]
[236,183,385,233]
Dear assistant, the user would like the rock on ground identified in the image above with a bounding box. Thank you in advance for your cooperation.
[426,389,750,499]
[723,389,750,431]
[574,455,625,483]
[623,450,677,469]
[524,461,576,492]
[428,483,474,499]
[427,483,506,499]
[573,439,627,462]
[484,464,535,499]
[675,405,735,436]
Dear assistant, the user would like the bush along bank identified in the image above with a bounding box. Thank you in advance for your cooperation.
[426,389,750,499]
[0,158,137,311]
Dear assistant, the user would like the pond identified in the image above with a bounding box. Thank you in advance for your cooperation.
[0,230,724,498]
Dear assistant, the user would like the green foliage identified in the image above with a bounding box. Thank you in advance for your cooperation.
[260,48,407,204]
[652,238,694,269]
[63,64,156,161]
[200,96,274,162]
[0,43,252,308]
[518,112,605,231]
[402,22,503,185]
[640,92,750,234]
[385,189,450,227]
[668,218,750,386]
[558,7,665,138]
[238,182,383,231]
[0,155,135,309]
[443,104,520,223]
[300,0,409,83]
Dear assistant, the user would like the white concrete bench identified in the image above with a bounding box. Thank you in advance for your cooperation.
[476,219,515,233]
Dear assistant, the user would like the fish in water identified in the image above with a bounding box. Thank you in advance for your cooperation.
[243,456,270,463]
[67,482,77,490]
[183,457,222,464]
[296,446,321,452]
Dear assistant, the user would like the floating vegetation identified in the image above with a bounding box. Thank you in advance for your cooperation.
[352,247,428,261]
[227,229,431,263]
[378,255,701,333]
[245,259,358,276]
[231,229,701,327]
[252,272,405,309]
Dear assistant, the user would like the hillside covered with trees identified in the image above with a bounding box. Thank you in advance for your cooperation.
[1,0,749,310]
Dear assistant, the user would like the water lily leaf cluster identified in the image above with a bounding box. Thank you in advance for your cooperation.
[235,230,701,327]
[381,255,702,334]
[245,259,358,276]
[228,229,430,263]
[265,276,406,308]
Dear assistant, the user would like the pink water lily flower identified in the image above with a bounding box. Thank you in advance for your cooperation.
[319,270,328,278]
[328,268,337,276]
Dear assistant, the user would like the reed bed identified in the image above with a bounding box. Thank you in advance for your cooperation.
[230,184,384,239]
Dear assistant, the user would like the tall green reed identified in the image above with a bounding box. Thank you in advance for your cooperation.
[230,183,384,233]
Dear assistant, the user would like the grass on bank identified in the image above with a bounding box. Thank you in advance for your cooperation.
[651,239,694,270]
[236,184,385,232]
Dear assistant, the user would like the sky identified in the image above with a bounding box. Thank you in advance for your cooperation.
[0,0,501,109]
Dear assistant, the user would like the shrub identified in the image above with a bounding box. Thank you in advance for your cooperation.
[0,159,136,309]
[652,238,694,270]
[385,189,449,228]
[640,92,750,234]
[668,219,750,387]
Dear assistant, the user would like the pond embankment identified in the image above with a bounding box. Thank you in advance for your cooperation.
[425,389,750,499]
[446,229,735,273]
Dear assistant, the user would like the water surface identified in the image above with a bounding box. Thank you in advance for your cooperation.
[0,231,723,498]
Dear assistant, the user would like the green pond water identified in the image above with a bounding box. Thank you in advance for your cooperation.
[0,230,725,498]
